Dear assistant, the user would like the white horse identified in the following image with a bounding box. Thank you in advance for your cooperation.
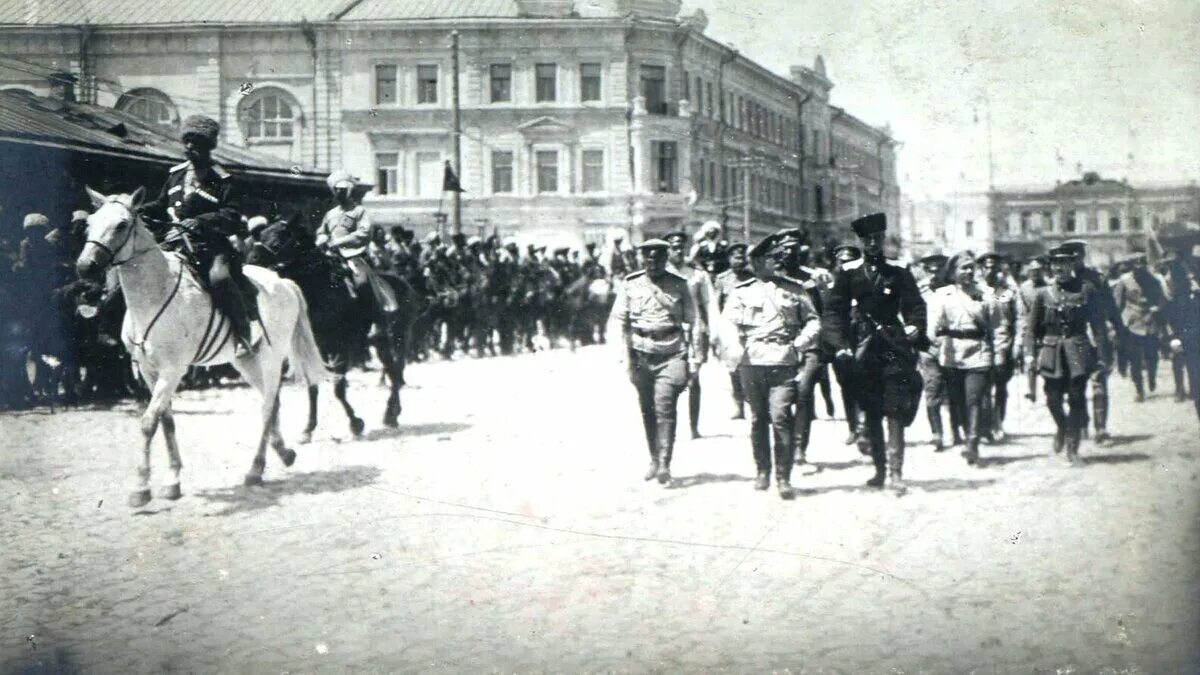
[75,187,328,507]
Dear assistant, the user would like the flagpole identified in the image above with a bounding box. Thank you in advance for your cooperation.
[450,30,462,237]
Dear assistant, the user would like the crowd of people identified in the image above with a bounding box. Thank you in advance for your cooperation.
[607,213,1200,499]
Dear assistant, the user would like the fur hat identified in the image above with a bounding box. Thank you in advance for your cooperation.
[326,170,357,192]
[180,115,220,147]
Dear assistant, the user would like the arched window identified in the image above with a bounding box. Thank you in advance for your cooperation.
[115,88,178,127]
[240,89,299,142]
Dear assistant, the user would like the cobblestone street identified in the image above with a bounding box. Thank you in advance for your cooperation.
[3,346,1199,673]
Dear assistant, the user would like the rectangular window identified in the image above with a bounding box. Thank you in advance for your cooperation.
[651,141,678,193]
[1131,215,1143,231]
[705,82,714,118]
[417,64,438,104]
[1020,211,1031,235]
[489,64,511,103]
[1109,216,1121,232]
[491,150,513,193]
[374,65,397,105]
[536,63,557,102]
[1042,210,1054,232]
[416,152,442,197]
[707,160,717,198]
[536,150,558,192]
[640,64,667,115]
[580,63,602,102]
[696,161,707,196]
[581,150,604,192]
[814,185,824,220]
[682,70,689,101]
[965,220,975,238]
[719,92,726,123]
[1085,212,1097,232]
[1065,210,1077,232]
[375,152,398,195]
[721,166,730,198]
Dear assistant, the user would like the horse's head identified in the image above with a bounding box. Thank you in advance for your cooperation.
[246,219,303,268]
[76,186,147,280]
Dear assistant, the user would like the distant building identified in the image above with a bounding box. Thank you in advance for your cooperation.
[989,171,1200,265]
[0,0,901,247]
[900,193,993,260]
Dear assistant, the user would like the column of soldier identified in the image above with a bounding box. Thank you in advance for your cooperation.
[608,213,1200,500]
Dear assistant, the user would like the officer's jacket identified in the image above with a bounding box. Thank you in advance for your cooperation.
[1078,265,1124,333]
[317,205,373,259]
[607,269,698,356]
[823,256,927,353]
[669,262,713,327]
[1113,270,1166,336]
[1023,277,1112,379]
[983,282,1017,362]
[723,275,820,366]
[1163,257,1200,340]
[713,268,753,311]
[928,283,1008,370]
[142,161,239,237]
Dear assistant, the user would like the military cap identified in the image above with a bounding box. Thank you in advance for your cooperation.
[585,242,597,251]
[697,220,722,238]
[180,114,220,146]
[725,241,748,254]
[976,252,1006,265]
[918,253,948,268]
[850,213,887,237]
[1047,246,1075,263]
[467,235,483,247]
[23,213,49,229]
[1059,240,1087,255]
[776,227,804,244]
[833,244,862,262]
[1024,257,1045,270]
[663,230,688,244]
[749,233,786,259]
[326,169,357,191]
[533,244,547,253]
[636,238,670,252]
[553,246,570,255]
[71,209,89,222]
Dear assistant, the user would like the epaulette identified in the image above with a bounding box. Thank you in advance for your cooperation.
[625,270,646,281]
[843,258,864,270]
[168,161,189,173]
[770,274,809,294]
[212,164,230,179]
[665,269,688,282]
[735,277,757,288]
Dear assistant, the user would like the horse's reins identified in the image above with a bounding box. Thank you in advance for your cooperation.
[87,200,184,352]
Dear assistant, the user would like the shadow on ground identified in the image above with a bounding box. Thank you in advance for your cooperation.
[976,453,1045,468]
[1082,452,1152,465]
[671,472,753,488]
[796,477,998,496]
[362,422,471,442]
[195,465,382,516]
[1099,434,1154,448]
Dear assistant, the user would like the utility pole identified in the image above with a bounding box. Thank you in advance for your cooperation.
[450,30,462,236]
[743,166,751,244]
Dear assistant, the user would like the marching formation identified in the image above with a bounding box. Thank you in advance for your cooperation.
[2,114,1199,509]
[608,213,1200,499]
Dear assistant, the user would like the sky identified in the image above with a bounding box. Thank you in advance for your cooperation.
[681,0,1200,201]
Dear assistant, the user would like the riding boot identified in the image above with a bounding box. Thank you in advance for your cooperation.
[1065,427,1083,466]
[641,412,658,481]
[1052,427,1065,454]
[927,406,945,451]
[963,436,980,465]
[654,418,674,485]
[688,379,701,439]
[886,418,906,489]
[754,470,770,491]
[775,469,794,500]
[213,280,254,355]
[1092,392,1109,444]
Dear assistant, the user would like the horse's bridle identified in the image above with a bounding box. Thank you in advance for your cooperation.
[85,201,151,269]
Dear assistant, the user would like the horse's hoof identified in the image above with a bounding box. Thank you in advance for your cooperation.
[278,448,297,467]
[299,430,313,444]
[243,473,264,487]
[350,417,366,437]
[383,416,399,429]
[158,483,182,500]
[128,489,152,508]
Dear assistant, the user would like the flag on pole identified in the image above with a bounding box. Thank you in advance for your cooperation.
[443,160,465,193]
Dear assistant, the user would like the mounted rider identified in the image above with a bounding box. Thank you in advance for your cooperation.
[316,170,399,319]
[140,114,257,356]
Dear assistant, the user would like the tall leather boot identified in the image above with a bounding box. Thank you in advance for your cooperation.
[886,418,906,490]
[775,435,796,499]
[963,436,980,465]
[688,379,702,439]
[655,417,675,485]
[640,409,658,481]
[1065,427,1083,466]
[1093,391,1110,444]
[214,279,254,356]
[866,432,886,487]
[927,406,945,451]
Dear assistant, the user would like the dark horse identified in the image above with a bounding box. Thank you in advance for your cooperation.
[246,220,423,441]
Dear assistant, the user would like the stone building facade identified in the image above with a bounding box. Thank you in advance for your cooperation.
[989,172,1200,265]
[0,0,900,247]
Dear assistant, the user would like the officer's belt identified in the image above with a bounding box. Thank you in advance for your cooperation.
[748,334,794,345]
[936,328,985,340]
[633,326,681,339]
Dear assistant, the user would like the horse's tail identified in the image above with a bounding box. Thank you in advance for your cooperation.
[286,281,329,386]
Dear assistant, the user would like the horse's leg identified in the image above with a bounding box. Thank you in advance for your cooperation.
[268,371,296,468]
[300,383,318,444]
[130,368,180,507]
[375,328,402,427]
[234,357,276,487]
[158,403,184,500]
[334,371,365,437]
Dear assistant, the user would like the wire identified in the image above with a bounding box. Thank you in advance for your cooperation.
[0,54,213,111]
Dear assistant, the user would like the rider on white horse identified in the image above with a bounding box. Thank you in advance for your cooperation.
[140,114,257,356]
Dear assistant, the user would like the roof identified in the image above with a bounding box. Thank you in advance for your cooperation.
[0,89,324,183]
[0,0,521,25]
